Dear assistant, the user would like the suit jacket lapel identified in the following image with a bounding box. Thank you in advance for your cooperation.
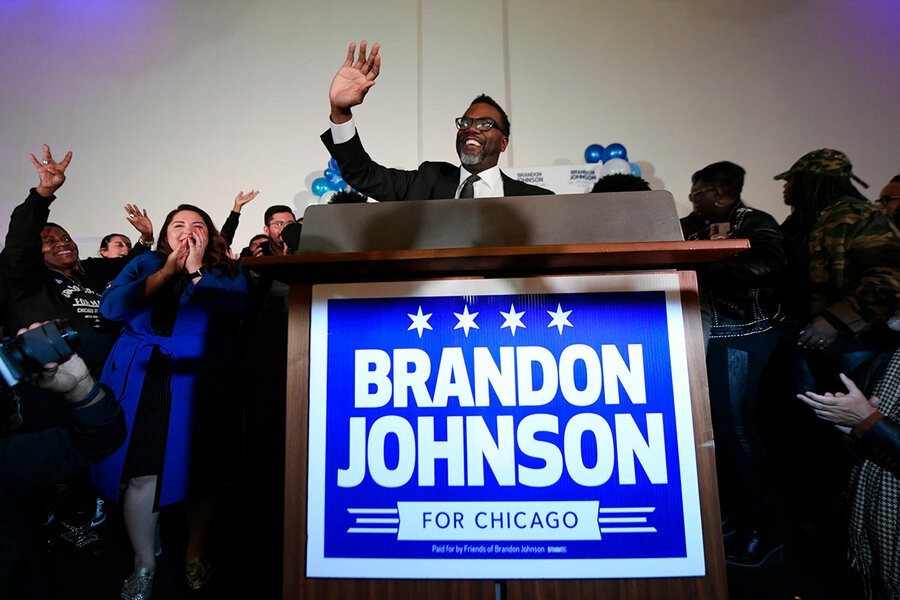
[500,171,517,196]
[433,168,461,200]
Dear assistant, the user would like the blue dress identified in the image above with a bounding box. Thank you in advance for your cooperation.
[91,252,247,507]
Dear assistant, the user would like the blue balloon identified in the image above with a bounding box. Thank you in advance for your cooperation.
[328,158,340,174]
[584,143,604,164]
[329,177,347,191]
[602,143,627,162]
[630,163,642,178]
[324,168,337,179]
[311,177,331,196]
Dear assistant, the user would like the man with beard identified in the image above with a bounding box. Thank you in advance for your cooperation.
[261,205,298,255]
[875,175,900,229]
[321,41,552,201]
[219,192,300,257]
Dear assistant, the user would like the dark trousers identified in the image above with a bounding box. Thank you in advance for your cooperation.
[707,327,782,532]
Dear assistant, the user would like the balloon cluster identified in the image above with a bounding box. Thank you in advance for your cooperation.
[312,158,349,197]
[583,143,642,178]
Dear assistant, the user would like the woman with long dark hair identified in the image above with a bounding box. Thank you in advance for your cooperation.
[91,204,246,600]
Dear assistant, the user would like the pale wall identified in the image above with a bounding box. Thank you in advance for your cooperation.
[1,0,897,253]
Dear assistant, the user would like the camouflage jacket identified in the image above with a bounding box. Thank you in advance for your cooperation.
[801,196,900,334]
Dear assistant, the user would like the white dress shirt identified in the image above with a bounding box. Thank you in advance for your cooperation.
[330,117,504,198]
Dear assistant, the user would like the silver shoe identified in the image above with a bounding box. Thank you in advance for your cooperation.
[121,567,154,600]
[184,556,213,591]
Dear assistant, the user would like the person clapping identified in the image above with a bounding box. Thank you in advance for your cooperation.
[799,361,900,599]
[90,204,246,599]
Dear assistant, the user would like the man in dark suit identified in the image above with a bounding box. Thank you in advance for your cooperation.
[321,41,552,201]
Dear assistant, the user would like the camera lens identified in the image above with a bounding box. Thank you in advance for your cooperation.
[21,319,81,366]
[56,319,79,350]
[0,320,81,388]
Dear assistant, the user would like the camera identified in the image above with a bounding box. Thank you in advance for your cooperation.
[0,319,80,390]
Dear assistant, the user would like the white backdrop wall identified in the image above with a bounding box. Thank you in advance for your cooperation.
[1,0,897,254]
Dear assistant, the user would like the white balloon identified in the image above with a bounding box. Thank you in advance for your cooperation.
[320,190,338,204]
[599,158,631,177]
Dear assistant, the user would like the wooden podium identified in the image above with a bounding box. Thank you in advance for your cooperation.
[246,239,746,600]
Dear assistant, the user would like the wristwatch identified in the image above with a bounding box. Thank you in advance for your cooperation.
[190,267,205,279]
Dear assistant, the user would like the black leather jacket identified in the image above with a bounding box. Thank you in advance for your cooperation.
[853,350,900,478]
[686,201,786,337]
[857,417,900,478]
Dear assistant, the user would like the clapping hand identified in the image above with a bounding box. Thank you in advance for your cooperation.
[329,41,381,123]
[124,204,154,243]
[185,226,208,274]
[162,237,190,278]
[797,373,880,435]
[29,144,73,198]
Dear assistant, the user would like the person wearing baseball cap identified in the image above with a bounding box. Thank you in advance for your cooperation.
[774,148,900,583]
[774,148,870,190]
[776,147,900,363]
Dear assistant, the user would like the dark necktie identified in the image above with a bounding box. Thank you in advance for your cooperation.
[459,173,480,198]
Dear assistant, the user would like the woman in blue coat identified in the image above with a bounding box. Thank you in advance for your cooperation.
[92,204,246,599]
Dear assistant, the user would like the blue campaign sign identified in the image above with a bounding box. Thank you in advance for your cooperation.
[306,273,704,579]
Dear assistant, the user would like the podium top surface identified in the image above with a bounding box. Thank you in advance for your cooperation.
[244,239,748,284]
[299,191,686,253]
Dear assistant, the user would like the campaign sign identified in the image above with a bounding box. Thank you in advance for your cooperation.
[307,273,704,579]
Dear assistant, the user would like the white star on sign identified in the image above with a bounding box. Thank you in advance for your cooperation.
[547,303,573,334]
[454,305,479,337]
[500,304,526,336]
[407,306,433,338]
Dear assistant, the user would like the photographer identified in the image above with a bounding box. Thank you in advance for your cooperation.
[1,322,126,596]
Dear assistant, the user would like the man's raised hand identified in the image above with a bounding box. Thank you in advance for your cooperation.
[29,144,73,198]
[232,189,260,213]
[329,41,381,123]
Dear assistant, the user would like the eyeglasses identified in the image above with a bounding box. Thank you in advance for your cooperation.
[876,195,900,206]
[455,117,507,136]
[268,221,294,228]
[688,187,716,201]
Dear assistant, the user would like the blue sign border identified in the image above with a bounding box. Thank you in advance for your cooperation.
[306,273,704,579]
